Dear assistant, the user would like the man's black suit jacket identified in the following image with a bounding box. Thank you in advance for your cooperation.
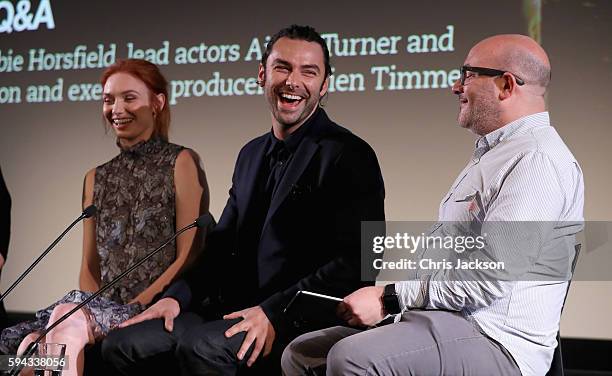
[166,108,385,333]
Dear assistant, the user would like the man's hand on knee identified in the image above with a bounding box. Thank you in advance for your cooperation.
[223,306,276,367]
[339,286,386,327]
[118,297,180,332]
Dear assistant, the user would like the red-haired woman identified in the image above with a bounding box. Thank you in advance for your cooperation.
[0,59,209,376]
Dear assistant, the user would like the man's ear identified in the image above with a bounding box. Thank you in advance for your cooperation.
[257,63,265,86]
[498,72,517,100]
[320,76,330,97]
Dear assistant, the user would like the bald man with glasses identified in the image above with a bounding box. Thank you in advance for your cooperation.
[282,34,583,376]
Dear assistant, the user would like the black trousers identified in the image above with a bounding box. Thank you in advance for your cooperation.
[0,301,7,331]
[101,312,286,375]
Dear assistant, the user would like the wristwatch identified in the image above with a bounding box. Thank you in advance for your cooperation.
[382,283,401,315]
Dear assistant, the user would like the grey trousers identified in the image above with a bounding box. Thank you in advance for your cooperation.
[281,310,521,376]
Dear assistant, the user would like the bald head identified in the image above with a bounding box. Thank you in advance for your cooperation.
[468,34,551,91]
[454,34,552,134]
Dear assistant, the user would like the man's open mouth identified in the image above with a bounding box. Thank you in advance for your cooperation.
[279,92,304,106]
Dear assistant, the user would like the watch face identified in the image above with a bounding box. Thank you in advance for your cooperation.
[384,283,396,296]
[383,293,401,315]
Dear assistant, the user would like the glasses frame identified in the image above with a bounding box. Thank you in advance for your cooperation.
[460,65,525,86]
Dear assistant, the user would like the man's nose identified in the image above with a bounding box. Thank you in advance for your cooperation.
[286,71,300,89]
[451,79,463,95]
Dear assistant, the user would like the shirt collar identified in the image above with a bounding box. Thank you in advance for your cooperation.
[473,111,550,158]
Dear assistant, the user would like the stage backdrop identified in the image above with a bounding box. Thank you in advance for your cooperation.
[1,0,611,339]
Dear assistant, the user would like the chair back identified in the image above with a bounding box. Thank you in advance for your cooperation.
[545,243,582,376]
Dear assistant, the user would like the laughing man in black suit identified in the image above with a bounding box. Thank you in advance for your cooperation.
[101,24,385,375]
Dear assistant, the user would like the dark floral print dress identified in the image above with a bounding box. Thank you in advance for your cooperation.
[0,138,184,354]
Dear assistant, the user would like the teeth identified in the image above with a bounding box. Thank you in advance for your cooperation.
[280,93,302,100]
[113,119,133,125]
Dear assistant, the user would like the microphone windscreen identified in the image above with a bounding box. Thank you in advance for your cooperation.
[195,213,214,229]
[82,205,97,218]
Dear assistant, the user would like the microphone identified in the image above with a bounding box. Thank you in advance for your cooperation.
[81,204,97,219]
[10,213,214,376]
[0,205,97,303]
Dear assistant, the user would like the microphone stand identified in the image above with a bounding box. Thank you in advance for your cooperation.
[9,213,212,376]
[0,205,97,304]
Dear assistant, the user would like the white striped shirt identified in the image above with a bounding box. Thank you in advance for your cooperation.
[395,112,584,376]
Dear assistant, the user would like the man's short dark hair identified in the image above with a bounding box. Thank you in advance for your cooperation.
[261,24,332,79]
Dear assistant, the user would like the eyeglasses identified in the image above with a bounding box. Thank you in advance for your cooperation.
[460,65,525,86]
